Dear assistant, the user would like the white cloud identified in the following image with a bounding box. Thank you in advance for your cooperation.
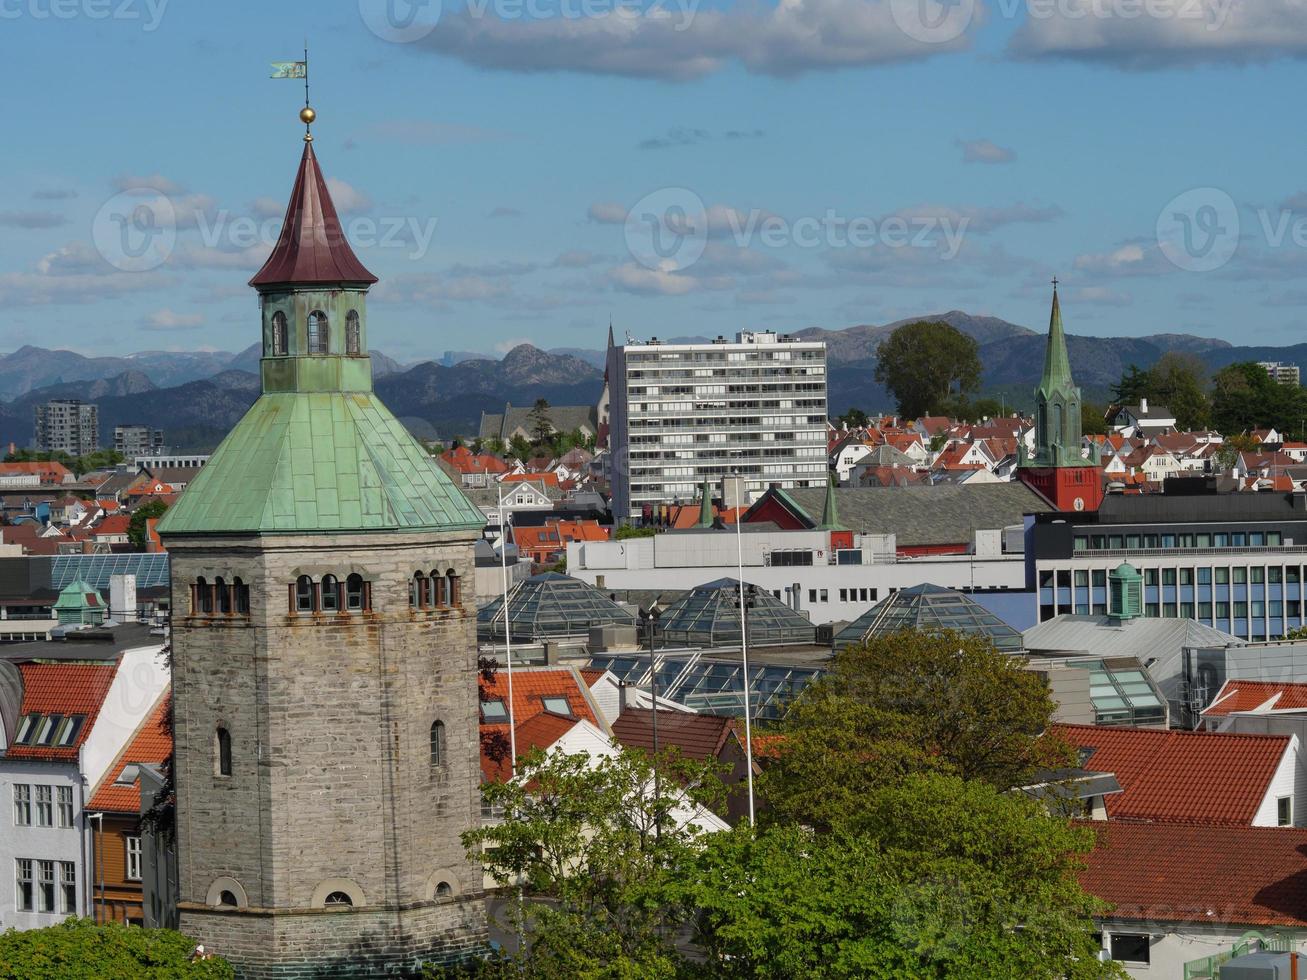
[956,138,1015,164]
[419,0,977,81]
[608,260,733,295]
[324,178,371,214]
[249,196,285,219]
[1073,240,1173,277]
[112,174,184,195]
[552,249,604,268]
[588,202,628,224]
[1071,285,1132,306]
[142,308,205,330]
[889,202,1063,234]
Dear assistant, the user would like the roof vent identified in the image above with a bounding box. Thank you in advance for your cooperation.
[1108,563,1143,624]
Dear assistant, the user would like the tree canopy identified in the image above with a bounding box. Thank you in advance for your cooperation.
[1112,354,1210,431]
[0,918,232,979]
[128,500,169,550]
[873,322,982,420]
[1211,362,1307,436]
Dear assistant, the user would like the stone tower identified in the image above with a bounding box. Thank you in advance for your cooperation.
[1018,283,1104,513]
[157,117,488,978]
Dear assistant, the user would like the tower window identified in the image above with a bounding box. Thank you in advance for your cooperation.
[195,577,213,616]
[430,720,446,767]
[215,727,232,777]
[308,311,329,355]
[346,574,367,612]
[271,311,288,356]
[215,576,231,615]
[217,890,238,909]
[435,880,453,898]
[323,891,353,908]
[346,310,361,355]
[430,569,446,607]
[446,569,461,609]
[234,577,250,616]
[321,574,340,613]
[294,575,315,613]
[411,572,428,609]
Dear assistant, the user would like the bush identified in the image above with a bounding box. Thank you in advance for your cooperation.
[0,918,233,980]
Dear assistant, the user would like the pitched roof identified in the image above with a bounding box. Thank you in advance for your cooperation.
[1203,680,1307,718]
[248,142,377,288]
[610,708,738,761]
[5,662,118,761]
[1081,821,1307,928]
[479,666,607,781]
[481,712,580,783]
[88,691,171,812]
[1050,723,1290,825]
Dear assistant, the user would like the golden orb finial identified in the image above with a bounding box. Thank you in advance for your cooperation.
[300,106,316,125]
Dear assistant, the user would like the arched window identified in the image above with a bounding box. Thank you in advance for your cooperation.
[446,569,460,609]
[294,575,315,613]
[435,881,453,898]
[345,310,361,355]
[215,728,232,777]
[234,578,250,616]
[196,577,212,615]
[323,891,353,908]
[429,720,445,766]
[430,570,446,607]
[218,890,238,908]
[271,311,288,356]
[215,577,231,615]
[411,572,427,609]
[307,311,329,355]
[321,575,340,613]
[345,574,366,612]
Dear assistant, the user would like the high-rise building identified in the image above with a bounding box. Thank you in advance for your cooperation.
[1259,361,1302,387]
[113,424,164,457]
[34,400,99,456]
[606,330,828,519]
[1018,284,1104,514]
[156,114,488,976]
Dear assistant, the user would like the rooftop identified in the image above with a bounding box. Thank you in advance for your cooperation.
[831,584,1023,653]
[1023,615,1240,660]
[477,572,636,643]
[610,708,739,761]
[656,578,816,648]
[1203,679,1307,719]
[88,690,170,813]
[4,661,118,761]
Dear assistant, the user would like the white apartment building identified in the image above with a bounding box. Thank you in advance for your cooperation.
[1259,361,1302,387]
[607,331,829,519]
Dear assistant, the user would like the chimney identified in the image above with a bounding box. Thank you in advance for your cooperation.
[1139,397,1148,413]
[618,680,627,714]
[595,574,605,590]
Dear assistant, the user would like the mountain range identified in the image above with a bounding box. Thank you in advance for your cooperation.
[0,314,1294,450]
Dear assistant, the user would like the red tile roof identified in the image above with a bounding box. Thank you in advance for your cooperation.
[1051,723,1290,825]
[1203,680,1307,718]
[611,709,737,760]
[88,692,171,813]
[6,662,118,761]
[92,513,132,537]
[481,712,580,782]
[1081,821,1307,928]
[480,666,602,730]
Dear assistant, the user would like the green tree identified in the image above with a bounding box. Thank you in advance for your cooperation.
[761,630,1071,832]
[508,434,533,460]
[1081,401,1109,436]
[837,408,870,428]
[0,917,233,979]
[528,398,554,446]
[1148,352,1210,430]
[614,525,658,540]
[128,500,169,550]
[1110,364,1152,406]
[1211,362,1307,434]
[873,322,981,420]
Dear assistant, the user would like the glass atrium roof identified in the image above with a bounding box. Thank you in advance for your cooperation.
[477,571,636,643]
[588,650,824,721]
[1082,659,1167,727]
[831,584,1023,652]
[49,553,170,591]
[655,578,817,648]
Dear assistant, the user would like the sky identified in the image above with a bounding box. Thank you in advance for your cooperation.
[3,0,1307,363]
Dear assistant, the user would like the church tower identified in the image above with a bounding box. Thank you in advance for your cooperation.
[1018,283,1104,513]
[157,110,488,977]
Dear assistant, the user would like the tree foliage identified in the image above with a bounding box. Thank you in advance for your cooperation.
[0,918,232,979]
[1211,362,1307,436]
[1112,354,1211,431]
[128,500,169,550]
[874,322,982,420]
[614,525,659,540]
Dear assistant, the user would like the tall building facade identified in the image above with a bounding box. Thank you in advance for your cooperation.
[1258,361,1302,387]
[156,117,488,977]
[114,424,164,457]
[1018,285,1104,514]
[35,400,99,456]
[607,330,828,519]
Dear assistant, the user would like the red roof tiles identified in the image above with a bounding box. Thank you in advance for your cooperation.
[6,662,118,761]
[1051,723,1290,825]
[1203,680,1307,718]
[1081,821,1307,928]
[88,692,171,813]
[611,709,738,761]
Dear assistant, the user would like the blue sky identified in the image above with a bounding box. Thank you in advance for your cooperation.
[3,0,1307,362]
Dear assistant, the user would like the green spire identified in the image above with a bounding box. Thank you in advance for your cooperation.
[1025,279,1085,469]
[697,477,715,528]
[817,472,844,531]
[1040,282,1074,396]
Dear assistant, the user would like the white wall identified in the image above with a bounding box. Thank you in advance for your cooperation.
[81,645,169,791]
[0,761,87,930]
[1252,737,1301,827]
[1098,919,1300,979]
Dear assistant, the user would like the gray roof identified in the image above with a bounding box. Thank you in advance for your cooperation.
[1023,614,1240,659]
[464,482,563,507]
[784,482,1051,546]
[479,404,598,442]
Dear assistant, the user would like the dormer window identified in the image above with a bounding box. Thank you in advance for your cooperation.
[271,311,288,356]
[308,311,329,355]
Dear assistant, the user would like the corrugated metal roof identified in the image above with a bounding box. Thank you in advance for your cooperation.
[1024,615,1240,659]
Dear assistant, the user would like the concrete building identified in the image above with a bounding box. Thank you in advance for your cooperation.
[154,124,488,976]
[1259,361,1302,387]
[34,400,98,456]
[113,425,164,458]
[606,330,828,519]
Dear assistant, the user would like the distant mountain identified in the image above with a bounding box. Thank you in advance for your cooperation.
[0,346,233,400]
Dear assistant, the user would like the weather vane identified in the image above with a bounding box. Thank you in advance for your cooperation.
[270,44,314,141]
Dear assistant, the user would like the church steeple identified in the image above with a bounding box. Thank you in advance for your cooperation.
[817,472,843,531]
[1028,279,1083,469]
[1040,280,1073,398]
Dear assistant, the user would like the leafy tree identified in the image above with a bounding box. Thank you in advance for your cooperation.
[1211,362,1307,435]
[874,322,981,420]
[1110,364,1151,406]
[0,917,233,979]
[1148,352,1210,430]
[1213,432,1260,472]
[1081,401,1109,436]
[484,437,506,455]
[128,500,169,550]
[837,408,869,429]
[761,630,1071,832]
[508,434,533,460]
[528,398,554,446]
[614,525,658,540]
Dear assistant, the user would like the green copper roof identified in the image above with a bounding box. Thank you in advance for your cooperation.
[816,473,843,531]
[1039,286,1074,398]
[696,478,714,528]
[156,391,485,535]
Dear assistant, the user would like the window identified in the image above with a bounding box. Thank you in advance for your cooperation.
[435,880,453,898]
[429,721,445,767]
[346,574,366,612]
[60,863,76,913]
[215,576,231,615]
[14,715,34,745]
[35,786,52,827]
[215,727,232,777]
[819,589,828,602]
[34,715,58,746]
[196,576,213,615]
[271,311,288,355]
[430,570,446,607]
[323,891,353,908]
[126,836,142,881]
[1279,796,1293,827]
[14,784,31,826]
[480,699,508,722]
[15,859,33,912]
[234,578,250,615]
[321,574,340,613]
[217,890,238,908]
[37,860,55,913]
[1109,933,1150,964]
[295,575,315,613]
[444,570,459,609]
[411,572,427,609]
[57,786,72,828]
[307,310,329,354]
[542,696,572,717]
[346,310,361,354]
[808,589,817,603]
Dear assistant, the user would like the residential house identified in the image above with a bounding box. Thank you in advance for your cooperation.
[1109,399,1177,437]
[0,462,74,488]
[438,447,510,490]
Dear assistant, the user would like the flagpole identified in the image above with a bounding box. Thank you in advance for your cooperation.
[498,483,518,778]
[303,41,310,108]
[733,470,756,828]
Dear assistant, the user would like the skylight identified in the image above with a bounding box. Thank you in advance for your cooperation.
[480,700,508,722]
[541,696,572,717]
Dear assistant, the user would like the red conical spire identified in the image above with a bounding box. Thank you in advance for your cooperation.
[249,142,377,289]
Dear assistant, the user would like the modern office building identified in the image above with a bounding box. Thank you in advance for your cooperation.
[1259,361,1302,387]
[34,400,98,456]
[113,425,164,458]
[606,330,828,519]
[1029,480,1307,640]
